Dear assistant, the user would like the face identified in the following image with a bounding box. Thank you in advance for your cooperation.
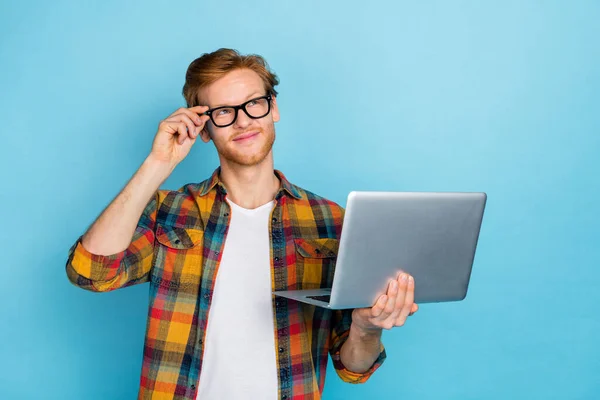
[198,69,280,167]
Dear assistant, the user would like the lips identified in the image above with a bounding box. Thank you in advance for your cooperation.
[233,131,259,141]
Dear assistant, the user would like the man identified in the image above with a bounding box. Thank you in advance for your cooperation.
[66,48,418,400]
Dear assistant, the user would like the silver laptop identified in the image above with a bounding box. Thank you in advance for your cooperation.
[273,191,487,309]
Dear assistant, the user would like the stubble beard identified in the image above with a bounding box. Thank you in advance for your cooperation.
[218,124,276,167]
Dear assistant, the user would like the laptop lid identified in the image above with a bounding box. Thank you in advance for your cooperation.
[328,191,487,309]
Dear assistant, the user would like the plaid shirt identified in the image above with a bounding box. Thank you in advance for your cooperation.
[66,168,386,399]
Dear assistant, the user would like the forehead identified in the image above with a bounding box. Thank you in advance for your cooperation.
[199,68,265,107]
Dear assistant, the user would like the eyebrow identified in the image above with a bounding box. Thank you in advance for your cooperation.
[210,92,263,109]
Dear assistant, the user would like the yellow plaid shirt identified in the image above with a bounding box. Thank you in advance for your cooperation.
[66,168,386,399]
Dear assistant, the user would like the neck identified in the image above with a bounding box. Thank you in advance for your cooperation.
[218,152,280,209]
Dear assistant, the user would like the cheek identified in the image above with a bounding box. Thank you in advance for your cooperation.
[208,127,226,143]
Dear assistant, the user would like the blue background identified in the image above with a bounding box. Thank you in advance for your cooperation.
[1,1,599,399]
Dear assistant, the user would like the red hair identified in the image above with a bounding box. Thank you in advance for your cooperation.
[182,48,279,107]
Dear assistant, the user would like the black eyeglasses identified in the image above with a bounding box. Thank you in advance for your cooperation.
[201,94,273,128]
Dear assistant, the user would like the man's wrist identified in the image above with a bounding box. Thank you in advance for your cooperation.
[349,322,383,342]
[144,154,177,181]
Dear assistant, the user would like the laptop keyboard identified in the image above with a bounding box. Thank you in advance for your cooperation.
[307,295,331,303]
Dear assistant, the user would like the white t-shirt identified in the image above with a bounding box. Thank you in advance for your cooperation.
[196,198,278,400]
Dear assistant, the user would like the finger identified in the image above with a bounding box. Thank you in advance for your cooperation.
[408,304,419,316]
[169,121,189,145]
[189,107,211,130]
[168,106,209,124]
[405,275,414,305]
[370,294,388,318]
[168,111,209,138]
[158,120,187,143]
[190,114,210,137]
[169,111,211,127]
[172,113,208,138]
[165,114,198,139]
[178,122,191,145]
[379,280,398,319]
[396,275,415,326]
[167,114,204,139]
[191,114,211,136]
[188,105,210,115]
[389,273,409,321]
[396,273,409,304]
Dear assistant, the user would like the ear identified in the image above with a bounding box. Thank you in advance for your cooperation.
[199,124,212,143]
[271,95,280,123]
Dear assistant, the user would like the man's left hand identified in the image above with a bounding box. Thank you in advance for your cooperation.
[351,272,419,333]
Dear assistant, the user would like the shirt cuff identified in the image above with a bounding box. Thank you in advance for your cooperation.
[330,330,387,383]
[67,236,127,281]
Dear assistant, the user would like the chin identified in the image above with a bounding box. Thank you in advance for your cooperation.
[220,135,275,167]
[226,150,271,166]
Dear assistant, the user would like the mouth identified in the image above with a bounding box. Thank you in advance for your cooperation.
[232,131,260,142]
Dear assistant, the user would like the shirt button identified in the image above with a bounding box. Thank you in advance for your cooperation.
[204,293,210,299]
[191,384,196,390]
[174,239,181,244]
[224,213,229,217]
[279,347,284,353]
[274,257,279,261]
[272,217,277,223]
[282,395,287,399]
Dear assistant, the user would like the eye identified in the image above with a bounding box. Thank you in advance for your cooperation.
[247,100,258,107]
[216,108,232,116]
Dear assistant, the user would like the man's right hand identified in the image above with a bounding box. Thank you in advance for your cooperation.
[81,106,211,256]
[150,105,211,166]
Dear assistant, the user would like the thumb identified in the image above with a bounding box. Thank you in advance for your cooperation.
[371,295,387,318]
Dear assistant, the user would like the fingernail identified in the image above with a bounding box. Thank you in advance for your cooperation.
[408,276,414,283]
[401,274,408,281]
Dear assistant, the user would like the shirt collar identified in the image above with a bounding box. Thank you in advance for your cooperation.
[198,167,302,200]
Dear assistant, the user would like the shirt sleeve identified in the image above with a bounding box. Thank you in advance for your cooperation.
[329,308,387,383]
[65,192,159,292]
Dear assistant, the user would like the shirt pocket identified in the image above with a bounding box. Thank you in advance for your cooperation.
[293,238,339,289]
[151,224,204,292]
[156,224,203,249]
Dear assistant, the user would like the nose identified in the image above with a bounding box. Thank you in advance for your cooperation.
[233,108,252,129]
